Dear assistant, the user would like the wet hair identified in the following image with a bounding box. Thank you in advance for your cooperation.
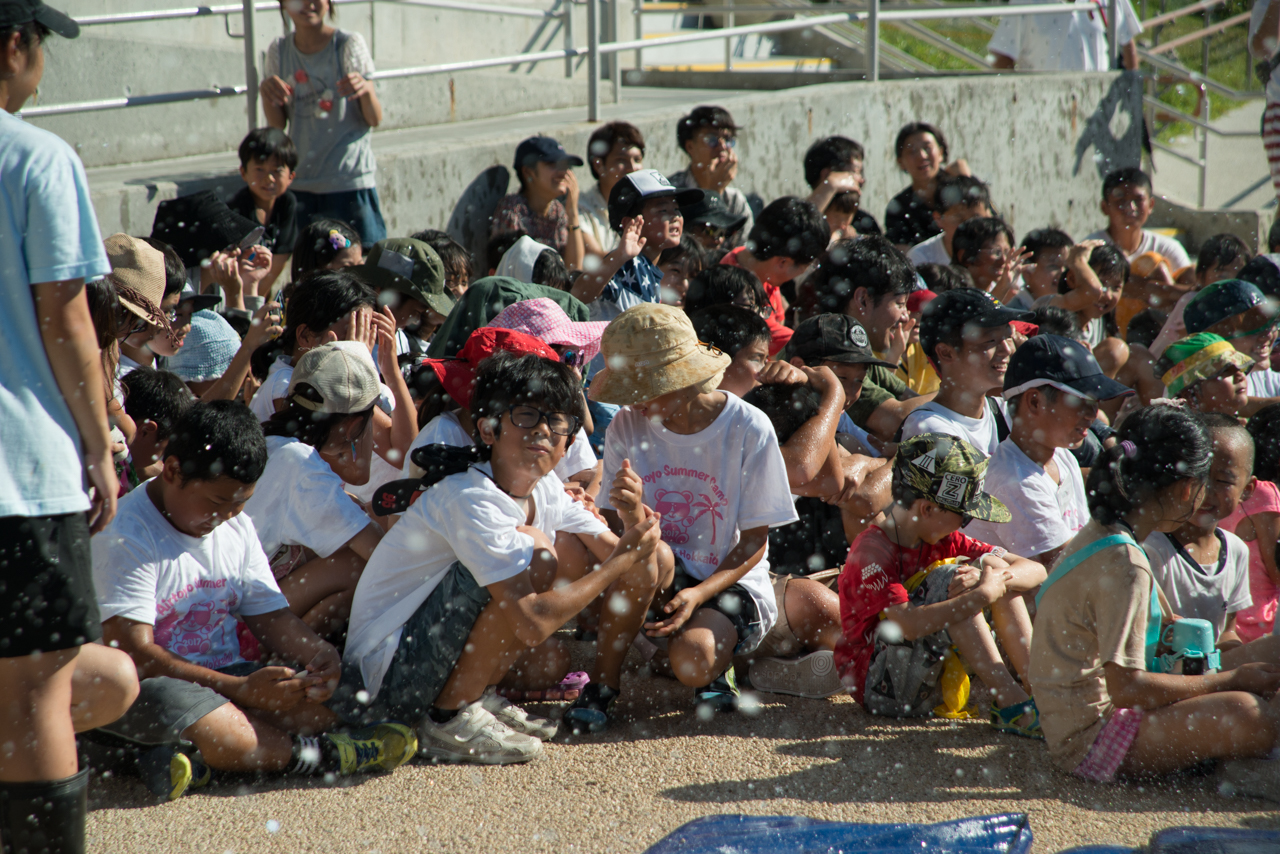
[411,229,475,288]
[586,122,646,180]
[261,385,374,450]
[469,351,584,459]
[1020,228,1074,261]
[743,382,820,443]
[1249,403,1280,483]
[1239,255,1280,300]
[1196,233,1252,279]
[487,230,526,273]
[164,400,268,485]
[677,105,740,152]
[1102,167,1153,200]
[1085,404,1212,525]
[746,197,828,265]
[827,192,861,215]
[238,126,298,171]
[1061,243,1129,294]
[952,217,1015,267]
[290,218,360,283]
[933,174,990,214]
[806,236,915,314]
[121,367,195,437]
[140,237,187,299]
[1201,411,1255,474]
[684,265,769,316]
[914,263,972,294]
[689,304,771,358]
[658,235,705,277]
[531,248,569,291]
[251,269,376,379]
[803,136,866,189]
[1029,305,1082,340]
[1125,308,1167,349]
[893,122,950,162]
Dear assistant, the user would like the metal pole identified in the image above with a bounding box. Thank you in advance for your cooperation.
[1107,0,1119,69]
[1198,83,1209,207]
[564,0,574,78]
[242,0,258,131]
[588,0,600,120]
[611,0,621,101]
[725,0,734,70]
[866,0,878,81]
[634,0,642,73]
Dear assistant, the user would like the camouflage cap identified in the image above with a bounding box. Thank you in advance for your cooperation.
[894,433,1011,523]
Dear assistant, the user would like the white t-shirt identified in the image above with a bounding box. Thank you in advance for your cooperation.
[966,441,1088,558]
[243,435,372,559]
[579,184,620,255]
[345,452,405,506]
[344,461,608,696]
[899,398,1008,458]
[404,411,597,483]
[1248,369,1280,399]
[1085,228,1192,272]
[1145,529,1253,635]
[907,233,950,267]
[988,0,1143,72]
[1251,0,1280,103]
[249,355,396,423]
[92,483,289,670]
[597,393,799,634]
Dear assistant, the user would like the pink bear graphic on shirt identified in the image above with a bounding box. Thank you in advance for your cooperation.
[169,600,221,659]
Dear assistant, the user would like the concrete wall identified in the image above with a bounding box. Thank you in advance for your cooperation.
[84,71,1144,261]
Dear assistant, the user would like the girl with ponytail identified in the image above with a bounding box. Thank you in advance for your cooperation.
[1030,404,1280,795]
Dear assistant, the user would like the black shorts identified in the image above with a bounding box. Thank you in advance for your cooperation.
[0,512,99,657]
[768,497,849,577]
[664,558,764,656]
[329,562,491,725]
[91,662,261,747]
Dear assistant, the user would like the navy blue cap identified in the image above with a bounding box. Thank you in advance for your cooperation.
[0,0,78,38]
[514,136,584,172]
[1184,279,1268,333]
[918,288,1032,366]
[1002,334,1133,401]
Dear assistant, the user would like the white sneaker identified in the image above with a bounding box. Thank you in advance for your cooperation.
[1218,757,1280,802]
[416,702,544,765]
[480,686,559,740]
[749,650,845,699]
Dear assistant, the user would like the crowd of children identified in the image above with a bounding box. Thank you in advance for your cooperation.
[10,2,1280,849]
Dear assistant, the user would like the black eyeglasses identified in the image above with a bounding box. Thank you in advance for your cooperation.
[508,405,580,437]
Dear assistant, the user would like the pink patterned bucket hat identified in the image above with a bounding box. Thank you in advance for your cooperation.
[487,298,609,364]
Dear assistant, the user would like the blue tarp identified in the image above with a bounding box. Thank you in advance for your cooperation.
[642,813,1033,854]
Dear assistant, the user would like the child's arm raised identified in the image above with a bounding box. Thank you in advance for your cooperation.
[1047,240,1106,314]
[199,301,283,402]
[245,609,343,702]
[884,563,1008,641]
[102,615,311,711]
[570,216,645,306]
[770,365,845,487]
[1104,660,1280,711]
[644,525,770,638]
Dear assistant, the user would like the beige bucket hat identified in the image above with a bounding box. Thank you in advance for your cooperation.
[104,233,172,337]
[589,303,731,406]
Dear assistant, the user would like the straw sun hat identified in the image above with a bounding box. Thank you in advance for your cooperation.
[588,304,731,406]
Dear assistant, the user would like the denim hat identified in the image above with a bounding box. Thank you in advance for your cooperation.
[166,310,241,382]
[514,136,584,173]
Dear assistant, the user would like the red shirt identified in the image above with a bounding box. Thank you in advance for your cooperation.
[834,525,1001,704]
[719,247,792,356]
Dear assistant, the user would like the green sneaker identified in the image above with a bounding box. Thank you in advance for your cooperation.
[695,666,740,716]
[327,722,419,774]
[140,746,211,801]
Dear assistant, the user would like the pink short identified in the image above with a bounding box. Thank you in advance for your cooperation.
[1073,707,1144,783]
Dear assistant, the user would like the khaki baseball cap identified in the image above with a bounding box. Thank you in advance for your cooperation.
[588,304,731,406]
[287,341,381,415]
[894,433,1010,523]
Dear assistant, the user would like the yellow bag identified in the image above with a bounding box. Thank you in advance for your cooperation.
[899,557,976,719]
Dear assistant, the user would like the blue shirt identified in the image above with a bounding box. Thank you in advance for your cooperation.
[0,110,110,516]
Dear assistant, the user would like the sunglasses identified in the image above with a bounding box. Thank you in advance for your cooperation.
[558,348,587,370]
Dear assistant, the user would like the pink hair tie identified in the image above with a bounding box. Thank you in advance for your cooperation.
[1119,440,1137,458]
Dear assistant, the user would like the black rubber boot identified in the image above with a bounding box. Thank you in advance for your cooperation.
[0,768,88,854]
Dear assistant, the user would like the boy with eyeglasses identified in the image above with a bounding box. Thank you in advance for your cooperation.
[669,105,754,243]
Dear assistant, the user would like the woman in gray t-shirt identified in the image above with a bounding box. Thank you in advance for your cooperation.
[260,0,386,246]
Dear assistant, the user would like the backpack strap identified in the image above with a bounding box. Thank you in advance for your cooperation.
[989,396,1010,444]
[1035,533,1137,609]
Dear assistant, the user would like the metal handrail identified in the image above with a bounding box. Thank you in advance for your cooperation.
[1142,95,1259,137]
[1139,0,1221,30]
[23,86,248,117]
[1144,10,1249,56]
[77,0,559,25]
[1139,48,1256,100]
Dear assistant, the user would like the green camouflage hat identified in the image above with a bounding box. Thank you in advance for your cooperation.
[894,433,1011,523]
[349,237,455,317]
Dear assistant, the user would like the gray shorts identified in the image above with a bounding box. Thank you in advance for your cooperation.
[94,662,262,746]
[329,561,491,725]
[863,564,956,718]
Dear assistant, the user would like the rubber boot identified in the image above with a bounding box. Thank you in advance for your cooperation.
[0,768,88,854]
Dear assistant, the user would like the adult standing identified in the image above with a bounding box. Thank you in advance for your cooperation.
[988,0,1143,72]
[669,105,754,246]
[1,3,139,851]
[1252,0,1280,205]
[259,0,386,246]
[580,121,647,259]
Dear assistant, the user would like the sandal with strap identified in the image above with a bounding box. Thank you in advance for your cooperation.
[990,697,1044,740]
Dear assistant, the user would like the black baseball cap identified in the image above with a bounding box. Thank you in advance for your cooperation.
[783,313,895,368]
[1002,334,1133,402]
[918,288,1033,366]
[0,0,79,38]
[514,136,584,173]
[680,189,748,234]
[607,169,702,233]
[1183,279,1269,333]
[151,191,259,267]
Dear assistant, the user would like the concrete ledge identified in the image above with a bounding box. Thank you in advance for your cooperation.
[1149,196,1269,257]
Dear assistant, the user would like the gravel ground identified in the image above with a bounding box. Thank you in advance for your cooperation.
[85,642,1280,854]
